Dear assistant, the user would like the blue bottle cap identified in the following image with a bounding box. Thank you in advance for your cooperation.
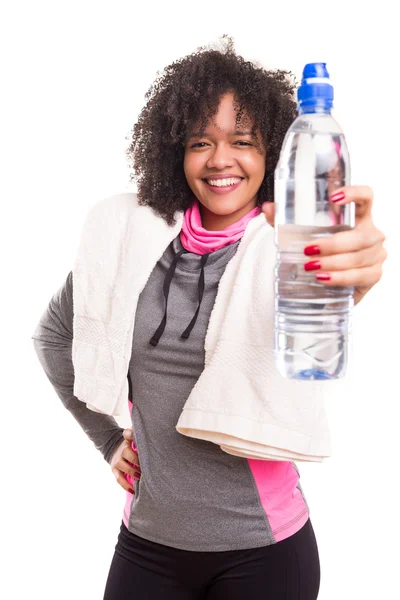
[297,62,333,111]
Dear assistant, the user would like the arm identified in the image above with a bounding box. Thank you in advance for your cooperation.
[31,271,124,464]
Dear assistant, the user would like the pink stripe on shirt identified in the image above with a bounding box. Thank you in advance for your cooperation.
[247,458,309,542]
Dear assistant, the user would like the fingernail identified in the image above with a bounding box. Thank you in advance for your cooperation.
[330,191,345,203]
[316,273,331,281]
[304,260,321,271]
[304,245,321,256]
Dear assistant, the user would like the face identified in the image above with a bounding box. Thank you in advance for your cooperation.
[183,91,266,230]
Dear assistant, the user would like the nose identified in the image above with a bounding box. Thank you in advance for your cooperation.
[206,142,234,171]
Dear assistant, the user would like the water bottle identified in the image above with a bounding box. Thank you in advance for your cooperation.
[274,62,355,380]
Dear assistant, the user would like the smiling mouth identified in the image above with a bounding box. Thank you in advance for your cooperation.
[202,177,244,188]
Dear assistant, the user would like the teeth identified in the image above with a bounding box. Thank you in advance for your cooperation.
[206,178,242,187]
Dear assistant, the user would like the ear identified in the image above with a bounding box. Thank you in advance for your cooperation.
[261,202,275,228]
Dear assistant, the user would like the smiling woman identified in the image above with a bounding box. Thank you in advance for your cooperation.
[183,92,266,230]
[125,34,298,228]
[32,33,386,600]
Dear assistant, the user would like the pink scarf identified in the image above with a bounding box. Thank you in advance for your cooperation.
[180,197,261,255]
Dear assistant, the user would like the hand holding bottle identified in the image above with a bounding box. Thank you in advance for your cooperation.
[262,186,386,307]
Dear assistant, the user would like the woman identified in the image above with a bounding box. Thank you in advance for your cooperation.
[32,36,387,599]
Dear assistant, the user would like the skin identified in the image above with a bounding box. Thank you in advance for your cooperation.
[183,91,266,231]
[112,94,388,491]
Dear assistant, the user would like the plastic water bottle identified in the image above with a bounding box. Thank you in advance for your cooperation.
[274,62,355,380]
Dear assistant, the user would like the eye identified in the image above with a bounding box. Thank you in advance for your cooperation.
[188,140,252,149]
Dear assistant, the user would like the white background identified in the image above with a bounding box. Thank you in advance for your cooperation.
[2,1,399,598]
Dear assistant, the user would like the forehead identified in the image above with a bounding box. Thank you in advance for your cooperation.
[189,96,255,136]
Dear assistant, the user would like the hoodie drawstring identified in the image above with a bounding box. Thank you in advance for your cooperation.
[149,249,210,347]
[181,252,209,340]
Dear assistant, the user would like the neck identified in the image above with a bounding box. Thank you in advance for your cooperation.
[199,197,258,231]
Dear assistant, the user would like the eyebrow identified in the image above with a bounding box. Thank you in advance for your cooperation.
[188,130,256,139]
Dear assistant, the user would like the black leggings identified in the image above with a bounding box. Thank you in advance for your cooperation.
[103,518,320,599]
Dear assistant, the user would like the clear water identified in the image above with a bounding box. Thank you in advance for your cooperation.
[274,117,355,380]
[275,224,354,380]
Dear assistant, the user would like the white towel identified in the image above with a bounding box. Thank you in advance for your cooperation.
[72,192,342,462]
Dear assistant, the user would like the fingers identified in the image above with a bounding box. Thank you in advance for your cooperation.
[112,454,141,487]
[118,445,141,479]
[305,225,385,256]
[120,453,141,473]
[261,186,375,230]
[111,429,141,494]
[112,466,136,493]
[113,439,141,477]
[310,263,384,289]
[304,244,387,273]
[122,445,141,467]
[329,185,373,221]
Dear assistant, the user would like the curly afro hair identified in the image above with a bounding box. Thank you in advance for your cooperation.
[125,35,298,225]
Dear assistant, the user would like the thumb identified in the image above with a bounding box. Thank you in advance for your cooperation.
[261,201,275,228]
[123,428,133,440]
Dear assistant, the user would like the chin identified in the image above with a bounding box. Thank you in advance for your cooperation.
[199,196,252,215]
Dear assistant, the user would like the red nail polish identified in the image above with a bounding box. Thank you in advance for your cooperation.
[330,191,345,202]
[304,260,321,271]
[304,245,321,256]
[316,273,331,281]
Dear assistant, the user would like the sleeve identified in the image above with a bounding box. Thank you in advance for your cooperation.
[31,271,125,464]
